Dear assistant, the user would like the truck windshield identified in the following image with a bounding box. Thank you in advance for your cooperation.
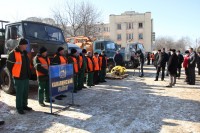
[23,22,64,42]
[106,42,116,50]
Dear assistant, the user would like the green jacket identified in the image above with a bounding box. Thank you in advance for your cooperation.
[6,47,30,79]
[33,54,49,81]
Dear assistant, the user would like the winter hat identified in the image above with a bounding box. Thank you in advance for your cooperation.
[185,50,189,54]
[94,52,98,55]
[71,48,77,54]
[19,38,28,45]
[57,47,64,52]
[39,47,47,54]
[82,49,87,53]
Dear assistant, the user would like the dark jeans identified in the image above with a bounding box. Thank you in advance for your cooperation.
[156,66,165,80]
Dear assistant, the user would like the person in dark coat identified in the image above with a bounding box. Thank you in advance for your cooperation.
[197,52,200,75]
[113,50,123,66]
[177,50,184,79]
[166,49,171,76]
[137,50,144,77]
[188,48,196,85]
[147,52,150,65]
[166,49,178,87]
[155,48,169,81]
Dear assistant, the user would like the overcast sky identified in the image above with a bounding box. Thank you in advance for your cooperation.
[1,0,200,43]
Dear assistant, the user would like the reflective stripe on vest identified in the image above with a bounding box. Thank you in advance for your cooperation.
[71,56,78,73]
[59,56,67,64]
[79,55,83,68]
[93,56,99,71]
[36,57,50,77]
[86,57,93,72]
[12,51,22,78]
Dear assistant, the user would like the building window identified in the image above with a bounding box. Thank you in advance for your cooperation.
[139,23,143,28]
[126,33,134,40]
[117,24,121,30]
[139,33,143,39]
[126,22,134,29]
[117,34,121,40]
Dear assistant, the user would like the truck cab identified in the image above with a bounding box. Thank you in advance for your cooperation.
[0,21,68,94]
[93,40,118,71]
[123,42,145,68]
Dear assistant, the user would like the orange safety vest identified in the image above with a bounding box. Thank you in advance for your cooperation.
[59,56,67,64]
[36,57,50,77]
[71,56,78,73]
[12,51,22,78]
[86,57,94,72]
[78,55,83,68]
[93,56,100,71]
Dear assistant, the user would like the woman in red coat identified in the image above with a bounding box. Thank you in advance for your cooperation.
[183,50,190,82]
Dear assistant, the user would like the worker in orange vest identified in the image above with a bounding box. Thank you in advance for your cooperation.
[68,48,79,93]
[78,49,87,90]
[99,50,107,82]
[7,38,32,114]
[93,52,100,84]
[33,47,54,107]
[52,47,68,100]
[85,51,94,87]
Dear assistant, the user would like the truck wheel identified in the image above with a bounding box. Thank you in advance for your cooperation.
[1,67,15,94]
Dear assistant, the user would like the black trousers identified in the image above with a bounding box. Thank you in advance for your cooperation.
[188,67,195,84]
[185,68,189,82]
[93,70,99,84]
[156,66,165,80]
[177,67,181,77]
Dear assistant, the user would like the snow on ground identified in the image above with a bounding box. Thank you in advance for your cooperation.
[0,65,200,133]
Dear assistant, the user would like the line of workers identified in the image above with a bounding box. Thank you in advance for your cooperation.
[6,38,107,114]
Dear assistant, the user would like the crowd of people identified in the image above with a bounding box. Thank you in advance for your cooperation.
[152,47,200,87]
[6,38,107,114]
[4,38,200,116]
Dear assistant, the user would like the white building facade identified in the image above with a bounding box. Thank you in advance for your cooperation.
[100,11,154,52]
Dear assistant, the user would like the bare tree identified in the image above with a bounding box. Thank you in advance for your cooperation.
[52,0,101,37]
[26,17,42,22]
[154,36,192,52]
[154,36,174,50]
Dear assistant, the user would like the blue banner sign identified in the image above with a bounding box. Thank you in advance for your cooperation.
[49,64,74,97]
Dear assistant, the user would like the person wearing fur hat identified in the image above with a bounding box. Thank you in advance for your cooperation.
[33,46,54,107]
[166,49,178,87]
[52,47,68,100]
[6,38,32,114]
[68,48,79,93]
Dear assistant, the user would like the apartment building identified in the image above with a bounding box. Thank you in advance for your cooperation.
[100,11,153,52]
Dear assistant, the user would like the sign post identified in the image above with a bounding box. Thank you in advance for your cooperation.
[48,64,74,114]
